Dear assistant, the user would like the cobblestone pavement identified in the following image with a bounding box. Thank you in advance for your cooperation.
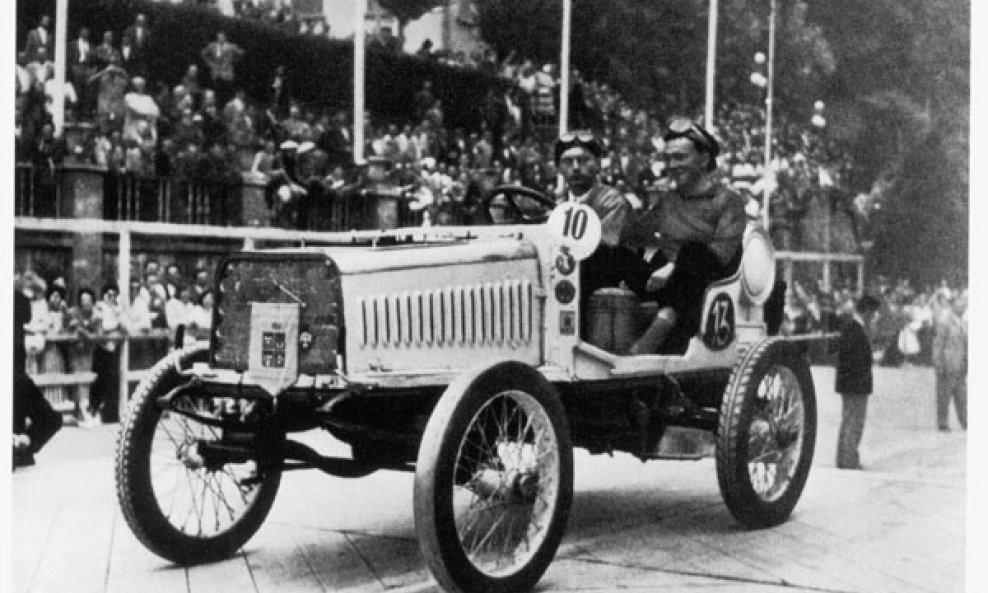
[8,366,970,593]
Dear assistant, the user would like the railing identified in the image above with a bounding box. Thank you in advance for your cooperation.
[776,250,865,295]
[14,162,422,230]
[103,173,238,225]
[26,330,173,423]
[15,163,60,218]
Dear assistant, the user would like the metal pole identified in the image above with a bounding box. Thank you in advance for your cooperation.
[559,0,572,136]
[53,0,69,135]
[761,0,776,230]
[117,229,131,419]
[704,0,718,129]
[353,0,367,163]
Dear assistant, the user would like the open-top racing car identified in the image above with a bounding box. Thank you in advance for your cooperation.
[115,184,815,593]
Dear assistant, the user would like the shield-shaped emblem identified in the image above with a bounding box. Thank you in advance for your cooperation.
[248,302,300,395]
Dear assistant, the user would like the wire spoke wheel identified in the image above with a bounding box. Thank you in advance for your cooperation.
[415,363,573,593]
[116,346,282,564]
[149,397,267,539]
[745,365,805,503]
[717,339,816,528]
[452,390,560,576]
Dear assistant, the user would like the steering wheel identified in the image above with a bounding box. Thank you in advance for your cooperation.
[482,184,558,225]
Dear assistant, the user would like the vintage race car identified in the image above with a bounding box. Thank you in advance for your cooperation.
[115,185,816,593]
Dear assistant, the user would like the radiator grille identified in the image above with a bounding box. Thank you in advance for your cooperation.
[212,254,341,373]
[360,280,534,348]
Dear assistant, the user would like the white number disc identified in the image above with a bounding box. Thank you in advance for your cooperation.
[546,202,601,261]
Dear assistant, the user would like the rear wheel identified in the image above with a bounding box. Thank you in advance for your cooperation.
[415,362,573,593]
[716,339,816,527]
[115,346,282,564]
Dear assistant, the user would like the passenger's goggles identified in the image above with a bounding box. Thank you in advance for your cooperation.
[665,117,713,151]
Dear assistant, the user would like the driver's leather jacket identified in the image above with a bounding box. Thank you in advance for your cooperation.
[565,181,632,248]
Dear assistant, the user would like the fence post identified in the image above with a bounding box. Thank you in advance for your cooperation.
[62,165,107,297]
[857,259,865,297]
[118,229,132,419]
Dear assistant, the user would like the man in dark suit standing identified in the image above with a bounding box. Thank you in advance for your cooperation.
[68,27,96,117]
[122,14,151,79]
[13,287,63,468]
[835,295,880,469]
[200,31,244,109]
[25,15,54,64]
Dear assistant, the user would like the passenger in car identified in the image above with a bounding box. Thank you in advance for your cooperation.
[554,131,650,333]
[621,117,746,355]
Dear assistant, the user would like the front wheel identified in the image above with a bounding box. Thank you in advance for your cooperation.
[115,345,282,564]
[414,362,573,593]
[716,339,816,528]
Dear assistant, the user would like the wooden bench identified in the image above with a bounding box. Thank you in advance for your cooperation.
[29,371,98,419]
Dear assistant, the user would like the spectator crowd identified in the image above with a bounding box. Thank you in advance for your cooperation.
[780,274,968,369]
[16,257,216,426]
[16,6,855,238]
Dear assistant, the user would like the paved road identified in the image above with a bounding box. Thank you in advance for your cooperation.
[9,366,968,593]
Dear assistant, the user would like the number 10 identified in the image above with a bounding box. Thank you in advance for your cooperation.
[563,207,588,240]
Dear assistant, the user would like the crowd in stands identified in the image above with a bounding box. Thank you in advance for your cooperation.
[16,6,855,239]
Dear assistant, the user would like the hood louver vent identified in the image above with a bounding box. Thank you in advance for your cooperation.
[360,280,534,349]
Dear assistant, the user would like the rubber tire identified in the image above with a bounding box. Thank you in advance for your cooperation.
[716,339,816,528]
[115,345,282,564]
[414,361,573,593]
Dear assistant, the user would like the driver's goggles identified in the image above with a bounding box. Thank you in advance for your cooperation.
[556,130,601,162]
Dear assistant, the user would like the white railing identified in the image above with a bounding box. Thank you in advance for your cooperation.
[776,250,865,295]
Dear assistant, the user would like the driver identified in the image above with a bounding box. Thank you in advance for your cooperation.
[554,131,649,330]
[621,117,746,355]
[555,131,631,249]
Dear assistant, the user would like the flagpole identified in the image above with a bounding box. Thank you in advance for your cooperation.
[559,0,572,136]
[53,0,69,135]
[761,0,776,230]
[704,0,718,129]
[353,0,366,164]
